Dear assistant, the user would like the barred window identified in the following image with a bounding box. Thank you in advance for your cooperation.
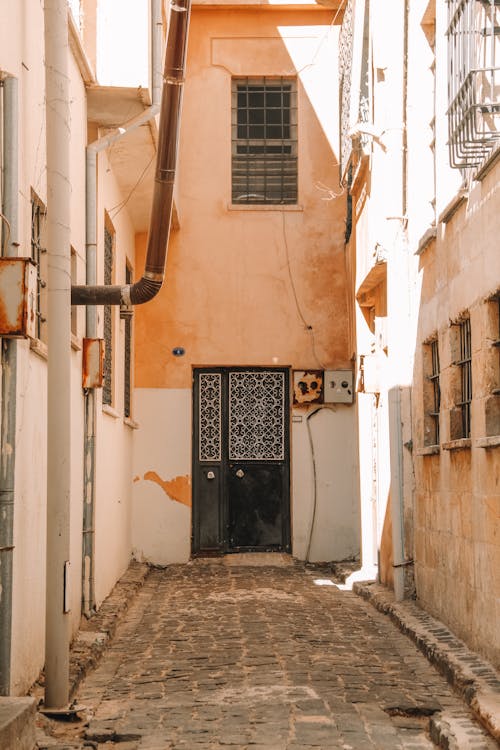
[447,0,500,170]
[456,318,472,438]
[424,338,441,446]
[31,193,48,342]
[483,293,500,437]
[232,78,297,205]
[103,227,114,407]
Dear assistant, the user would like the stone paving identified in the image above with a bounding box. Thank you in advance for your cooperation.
[37,558,498,749]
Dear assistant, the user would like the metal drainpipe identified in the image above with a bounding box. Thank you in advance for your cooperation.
[0,74,19,697]
[389,387,405,601]
[389,0,410,603]
[71,0,191,308]
[81,0,163,618]
[44,0,72,709]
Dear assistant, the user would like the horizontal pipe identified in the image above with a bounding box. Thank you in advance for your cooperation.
[72,0,190,308]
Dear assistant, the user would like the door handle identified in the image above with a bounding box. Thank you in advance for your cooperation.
[206,471,215,480]
[235,469,245,478]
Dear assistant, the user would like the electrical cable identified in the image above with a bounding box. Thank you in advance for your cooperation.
[281,210,328,370]
[109,151,156,219]
[291,0,348,77]
[305,407,323,563]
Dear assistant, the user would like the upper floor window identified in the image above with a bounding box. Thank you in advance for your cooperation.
[31,192,47,343]
[231,78,297,205]
[447,0,500,170]
[483,292,500,437]
[451,317,472,439]
[423,337,441,446]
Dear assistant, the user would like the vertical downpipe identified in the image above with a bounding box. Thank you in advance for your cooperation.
[389,387,405,601]
[0,75,19,696]
[44,0,72,709]
[82,146,97,617]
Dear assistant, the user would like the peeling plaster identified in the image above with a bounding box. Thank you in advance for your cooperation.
[143,471,192,507]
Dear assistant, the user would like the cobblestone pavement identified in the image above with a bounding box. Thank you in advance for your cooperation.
[38,559,497,749]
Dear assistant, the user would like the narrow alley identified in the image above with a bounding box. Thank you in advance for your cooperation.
[36,559,497,750]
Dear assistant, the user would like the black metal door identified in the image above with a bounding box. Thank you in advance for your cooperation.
[192,368,290,554]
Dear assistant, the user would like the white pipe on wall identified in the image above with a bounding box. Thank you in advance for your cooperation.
[44,0,72,709]
[389,386,405,601]
[0,74,19,696]
[81,0,163,616]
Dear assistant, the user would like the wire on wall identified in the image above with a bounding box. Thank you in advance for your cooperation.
[281,210,328,370]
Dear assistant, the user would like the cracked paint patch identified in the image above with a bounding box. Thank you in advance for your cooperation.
[143,471,192,507]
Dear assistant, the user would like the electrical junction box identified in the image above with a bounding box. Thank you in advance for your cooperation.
[0,258,37,338]
[82,338,105,389]
[324,370,354,404]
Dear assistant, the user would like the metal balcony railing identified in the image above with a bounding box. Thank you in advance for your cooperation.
[447,0,500,169]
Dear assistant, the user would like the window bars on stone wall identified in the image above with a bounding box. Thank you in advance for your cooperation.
[429,339,441,445]
[457,317,472,438]
[447,0,500,169]
[231,78,297,205]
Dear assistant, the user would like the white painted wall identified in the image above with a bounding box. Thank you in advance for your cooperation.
[132,388,192,564]
[2,0,145,694]
[133,390,360,564]
[292,406,360,562]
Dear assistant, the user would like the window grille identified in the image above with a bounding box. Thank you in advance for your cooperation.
[124,264,132,418]
[339,0,355,179]
[338,0,370,183]
[71,248,78,337]
[427,339,441,445]
[447,0,500,169]
[103,228,113,406]
[457,318,472,437]
[232,78,297,205]
[30,195,47,341]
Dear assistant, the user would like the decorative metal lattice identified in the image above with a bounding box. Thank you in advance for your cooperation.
[447,0,500,170]
[229,371,285,461]
[339,0,355,180]
[199,374,222,462]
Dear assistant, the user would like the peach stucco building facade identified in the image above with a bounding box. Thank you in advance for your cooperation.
[132,0,361,566]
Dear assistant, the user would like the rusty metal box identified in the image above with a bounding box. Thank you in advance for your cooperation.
[82,338,105,389]
[0,258,37,338]
[293,370,324,405]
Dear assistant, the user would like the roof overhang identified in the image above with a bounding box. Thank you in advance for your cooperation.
[87,86,158,233]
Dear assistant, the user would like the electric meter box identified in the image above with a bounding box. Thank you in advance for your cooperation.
[0,258,37,338]
[324,370,354,404]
